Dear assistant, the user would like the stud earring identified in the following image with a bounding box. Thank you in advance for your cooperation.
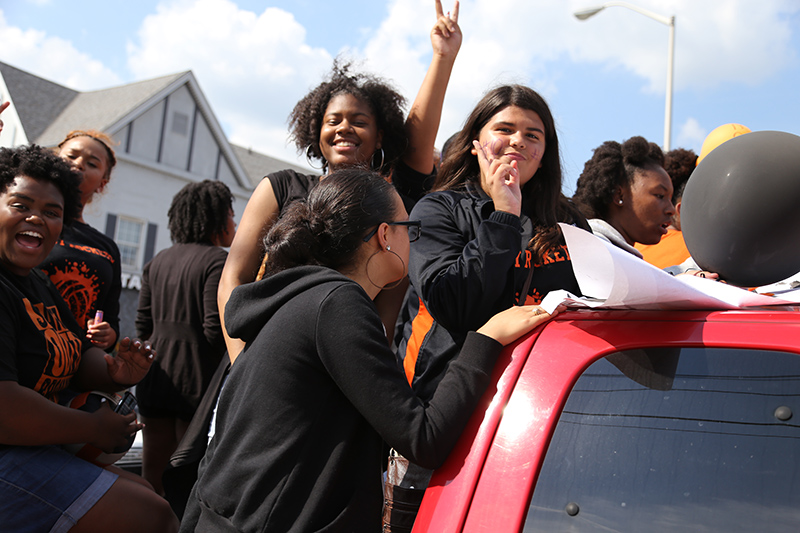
[386,246,391,251]
[618,199,623,205]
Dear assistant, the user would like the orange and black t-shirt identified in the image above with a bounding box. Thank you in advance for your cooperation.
[39,221,121,345]
[0,267,83,401]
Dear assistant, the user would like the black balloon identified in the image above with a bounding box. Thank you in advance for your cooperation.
[682,130,800,287]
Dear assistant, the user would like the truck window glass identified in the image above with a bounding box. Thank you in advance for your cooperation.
[524,348,800,532]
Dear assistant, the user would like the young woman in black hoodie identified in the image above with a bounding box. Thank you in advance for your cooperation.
[180,169,561,532]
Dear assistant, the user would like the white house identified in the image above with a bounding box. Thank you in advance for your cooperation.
[0,61,308,338]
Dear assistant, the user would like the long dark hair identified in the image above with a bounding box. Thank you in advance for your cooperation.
[434,85,582,261]
[262,169,398,276]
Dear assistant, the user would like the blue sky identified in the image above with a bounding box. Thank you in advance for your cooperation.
[2,0,799,193]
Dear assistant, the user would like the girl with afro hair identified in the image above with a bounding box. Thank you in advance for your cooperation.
[219,0,464,360]
[573,136,676,256]
[573,137,716,278]
[0,144,178,532]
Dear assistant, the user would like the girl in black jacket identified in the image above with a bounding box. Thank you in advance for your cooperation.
[397,84,588,400]
[180,169,560,532]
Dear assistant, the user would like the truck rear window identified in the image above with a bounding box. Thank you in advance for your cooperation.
[524,347,800,531]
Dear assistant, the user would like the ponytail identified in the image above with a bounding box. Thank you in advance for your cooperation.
[263,169,398,276]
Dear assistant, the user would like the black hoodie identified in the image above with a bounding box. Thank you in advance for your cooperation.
[180,265,502,532]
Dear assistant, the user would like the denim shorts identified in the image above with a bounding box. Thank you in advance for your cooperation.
[0,445,118,532]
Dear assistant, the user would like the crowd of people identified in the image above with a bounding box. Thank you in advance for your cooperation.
[0,1,764,531]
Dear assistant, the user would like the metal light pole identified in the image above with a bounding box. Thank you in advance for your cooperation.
[575,2,675,151]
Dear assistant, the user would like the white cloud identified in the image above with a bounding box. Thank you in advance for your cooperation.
[125,0,334,165]
[354,0,572,149]
[565,0,799,92]
[0,9,122,90]
[348,0,799,149]
[676,117,706,152]
[353,0,798,101]
[2,0,796,168]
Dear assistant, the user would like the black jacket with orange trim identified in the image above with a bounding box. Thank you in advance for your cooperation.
[396,184,583,401]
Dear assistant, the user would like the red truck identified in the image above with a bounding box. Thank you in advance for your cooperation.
[413,305,800,532]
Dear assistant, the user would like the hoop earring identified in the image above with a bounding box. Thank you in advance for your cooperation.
[365,251,385,290]
[383,248,407,290]
[364,248,407,291]
[306,144,325,170]
[371,148,385,173]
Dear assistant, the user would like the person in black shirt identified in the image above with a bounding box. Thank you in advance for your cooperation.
[397,84,588,401]
[0,144,177,533]
[39,129,122,351]
[218,0,465,359]
[180,168,560,532]
[136,180,236,496]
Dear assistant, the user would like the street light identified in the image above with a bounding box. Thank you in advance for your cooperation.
[575,1,675,151]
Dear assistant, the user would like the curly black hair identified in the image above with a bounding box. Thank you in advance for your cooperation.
[0,144,82,225]
[167,180,233,244]
[288,59,407,174]
[663,148,697,204]
[573,136,664,220]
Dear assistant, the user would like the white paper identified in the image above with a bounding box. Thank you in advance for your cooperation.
[540,223,800,314]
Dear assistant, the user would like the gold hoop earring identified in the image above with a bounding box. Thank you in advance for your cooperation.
[365,250,385,290]
[382,248,407,290]
[364,248,407,291]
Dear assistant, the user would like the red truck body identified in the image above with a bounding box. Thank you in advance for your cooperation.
[413,307,800,532]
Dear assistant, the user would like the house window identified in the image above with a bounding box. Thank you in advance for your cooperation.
[115,217,146,269]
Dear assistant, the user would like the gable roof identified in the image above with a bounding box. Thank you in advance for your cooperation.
[35,72,186,147]
[0,61,78,142]
[231,144,311,188]
[0,61,309,190]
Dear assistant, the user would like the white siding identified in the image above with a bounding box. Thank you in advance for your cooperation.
[114,125,129,156]
[82,160,178,270]
[217,155,236,187]
[128,101,164,161]
[161,85,194,171]
[189,112,218,179]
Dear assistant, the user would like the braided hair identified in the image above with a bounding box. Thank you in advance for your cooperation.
[168,180,233,244]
